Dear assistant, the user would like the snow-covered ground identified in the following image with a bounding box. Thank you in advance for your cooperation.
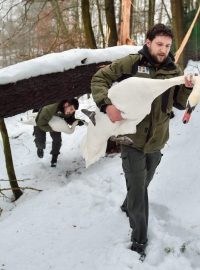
[0,47,200,269]
[1,96,200,270]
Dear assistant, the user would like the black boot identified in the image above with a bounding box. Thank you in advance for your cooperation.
[131,240,147,261]
[51,154,58,167]
[37,148,44,158]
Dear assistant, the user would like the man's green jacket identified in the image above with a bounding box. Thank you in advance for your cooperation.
[36,103,72,132]
[91,45,191,153]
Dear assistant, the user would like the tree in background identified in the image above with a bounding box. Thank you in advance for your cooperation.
[130,0,149,44]
[170,0,185,67]
[118,0,133,45]
[104,0,118,46]
[81,0,97,48]
[148,0,155,29]
[0,0,87,66]
[0,119,23,200]
[49,0,68,50]
[96,0,106,47]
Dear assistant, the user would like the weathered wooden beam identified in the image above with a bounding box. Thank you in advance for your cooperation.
[0,61,110,118]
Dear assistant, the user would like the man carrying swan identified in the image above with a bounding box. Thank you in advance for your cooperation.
[33,98,84,167]
[91,23,193,259]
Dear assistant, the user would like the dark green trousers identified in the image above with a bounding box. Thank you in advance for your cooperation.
[34,126,62,156]
[121,145,162,245]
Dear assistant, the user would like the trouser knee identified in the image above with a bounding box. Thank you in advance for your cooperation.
[146,151,162,186]
[33,126,46,149]
[50,131,62,155]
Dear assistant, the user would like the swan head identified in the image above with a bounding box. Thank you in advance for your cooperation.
[182,101,195,124]
[182,75,200,124]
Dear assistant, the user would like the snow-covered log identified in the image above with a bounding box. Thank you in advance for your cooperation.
[0,62,108,118]
[0,46,140,118]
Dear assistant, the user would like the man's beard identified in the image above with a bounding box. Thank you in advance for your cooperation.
[151,53,167,64]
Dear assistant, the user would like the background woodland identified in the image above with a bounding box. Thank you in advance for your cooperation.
[0,0,199,68]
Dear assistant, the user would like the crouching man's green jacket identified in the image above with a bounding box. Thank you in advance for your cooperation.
[36,103,75,132]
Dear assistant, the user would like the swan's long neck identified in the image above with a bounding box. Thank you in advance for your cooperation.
[151,76,185,97]
[67,120,79,134]
[162,75,185,90]
[166,75,185,85]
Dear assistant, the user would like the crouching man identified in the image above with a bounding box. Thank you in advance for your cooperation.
[34,98,83,167]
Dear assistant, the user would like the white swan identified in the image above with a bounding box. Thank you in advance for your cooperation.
[21,114,83,134]
[48,116,81,134]
[82,75,200,167]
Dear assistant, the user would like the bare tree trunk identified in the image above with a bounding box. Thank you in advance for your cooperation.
[96,0,106,47]
[81,0,97,48]
[148,0,155,29]
[170,0,184,49]
[170,0,184,67]
[49,0,68,49]
[158,1,164,23]
[130,1,133,38]
[0,118,23,200]
[118,0,132,45]
[104,0,118,46]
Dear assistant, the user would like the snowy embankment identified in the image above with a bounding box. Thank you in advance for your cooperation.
[1,93,200,269]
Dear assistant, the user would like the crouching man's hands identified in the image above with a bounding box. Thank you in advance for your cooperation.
[105,105,124,123]
[77,119,85,126]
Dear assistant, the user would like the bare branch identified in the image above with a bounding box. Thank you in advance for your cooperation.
[161,0,171,23]
[1,187,43,192]
[0,178,31,181]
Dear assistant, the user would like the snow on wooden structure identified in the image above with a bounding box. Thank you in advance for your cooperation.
[0,46,140,118]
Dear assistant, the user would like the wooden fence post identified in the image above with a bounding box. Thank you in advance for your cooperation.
[0,118,23,200]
